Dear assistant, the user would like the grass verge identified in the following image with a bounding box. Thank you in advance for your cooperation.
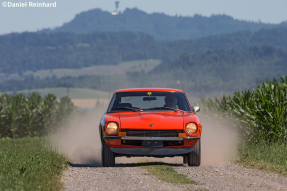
[0,137,68,191]
[237,142,287,176]
[141,162,197,185]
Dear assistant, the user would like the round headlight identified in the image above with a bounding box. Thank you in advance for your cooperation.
[106,122,119,134]
[185,123,197,134]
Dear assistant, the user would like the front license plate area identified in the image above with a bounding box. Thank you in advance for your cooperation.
[142,140,163,147]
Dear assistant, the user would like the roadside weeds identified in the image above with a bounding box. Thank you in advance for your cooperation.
[0,137,68,191]
[237,142,287,176]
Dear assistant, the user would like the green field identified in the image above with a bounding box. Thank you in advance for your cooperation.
[237,142,287,176]
[24,59,161,79]
[0,138,68,191]
[1,88,110,99]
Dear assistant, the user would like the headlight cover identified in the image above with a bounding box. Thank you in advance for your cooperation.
[185,123,197,135]
[106,122,119,134]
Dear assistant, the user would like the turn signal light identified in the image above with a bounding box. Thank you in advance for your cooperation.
[118,132,126,137]
[178,133,187,137]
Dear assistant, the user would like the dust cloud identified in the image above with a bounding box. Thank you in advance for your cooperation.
[50,108,105,166]
[51,107,238,166]
[199,113,239,166]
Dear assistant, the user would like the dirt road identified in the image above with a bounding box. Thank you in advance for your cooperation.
[62,160,287,191]
[63,163,186,191]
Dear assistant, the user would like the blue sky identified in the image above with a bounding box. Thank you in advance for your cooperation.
[0,0,287,35]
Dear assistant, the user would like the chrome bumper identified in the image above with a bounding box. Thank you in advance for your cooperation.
[103,136,200,141]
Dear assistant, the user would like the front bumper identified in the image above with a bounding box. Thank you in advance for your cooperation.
[110,147,193,156]
[104,136,200,156]
[103,136,200,141]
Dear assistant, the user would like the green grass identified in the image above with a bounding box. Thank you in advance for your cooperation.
[24,59,161,79]
[1,88,110,99]
[0,137,68,191]
[141,162,197,185]
[237,142,287,176]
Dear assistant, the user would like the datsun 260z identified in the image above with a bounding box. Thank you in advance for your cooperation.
[99,88,202,167]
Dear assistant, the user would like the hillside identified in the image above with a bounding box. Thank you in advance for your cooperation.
[48,8,286,41]
[134,45,287,95]
[1,27,287,75]
[1,45,287,97]
[23,60,161,79]
[0,32,158,74]
[151,45,287,84]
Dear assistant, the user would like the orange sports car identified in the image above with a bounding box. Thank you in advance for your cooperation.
[100,88,202,167]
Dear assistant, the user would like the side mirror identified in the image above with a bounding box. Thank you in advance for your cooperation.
[193,106,200,113]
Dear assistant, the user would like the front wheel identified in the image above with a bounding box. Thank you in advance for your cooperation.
[187,139,201,166]
[183,155,188,164]
[102,140,115,167]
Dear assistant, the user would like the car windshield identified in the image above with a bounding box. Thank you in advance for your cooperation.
[107,91,191,112]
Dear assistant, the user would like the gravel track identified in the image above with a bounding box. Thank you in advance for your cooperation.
[63,164,190,191]
[175,163,287,191]
[62,161,287,191]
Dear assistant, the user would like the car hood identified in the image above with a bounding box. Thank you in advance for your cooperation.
[119,112,183,130]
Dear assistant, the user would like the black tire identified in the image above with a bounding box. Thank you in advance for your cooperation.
[183,155,188,164]
[187,139,201,166]
[101,140,115,167]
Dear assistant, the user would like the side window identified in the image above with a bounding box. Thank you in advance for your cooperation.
[107,93,116,111]
[176,94,190,111]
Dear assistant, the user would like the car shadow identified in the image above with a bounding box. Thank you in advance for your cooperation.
[116,162,185,167]
[68,160,102,167]
[69,161,185,168]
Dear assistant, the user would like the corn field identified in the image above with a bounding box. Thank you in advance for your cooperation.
[0,93,75,138]
[201,76,287,143]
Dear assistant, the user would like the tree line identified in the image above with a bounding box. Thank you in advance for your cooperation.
[1,27,287,74]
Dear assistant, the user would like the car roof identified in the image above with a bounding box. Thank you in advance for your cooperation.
[115,88,184,93]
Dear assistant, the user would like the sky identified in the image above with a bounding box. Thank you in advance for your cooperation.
[0,0,287,35]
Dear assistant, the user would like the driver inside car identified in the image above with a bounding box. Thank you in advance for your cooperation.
[164,95,178,108]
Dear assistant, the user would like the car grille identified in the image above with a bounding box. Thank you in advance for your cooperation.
[121,130,183,137]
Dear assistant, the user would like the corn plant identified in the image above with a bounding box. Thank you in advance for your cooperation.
[201,76,287,143]
[0,93,75,138]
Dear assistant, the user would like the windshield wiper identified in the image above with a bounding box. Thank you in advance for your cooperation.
[112,107,142,112]
[148,107,183,112]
